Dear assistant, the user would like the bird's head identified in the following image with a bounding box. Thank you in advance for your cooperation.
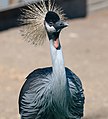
[44,11,68,49]
[20,0,68,47]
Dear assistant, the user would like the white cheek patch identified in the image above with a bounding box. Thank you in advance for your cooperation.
[45,22,56,33]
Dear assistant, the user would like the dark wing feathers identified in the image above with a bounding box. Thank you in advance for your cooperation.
[19,67,84,119]
[66,67,85,118]
[19,67,52,119]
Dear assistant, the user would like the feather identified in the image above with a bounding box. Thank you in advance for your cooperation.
[20,0,65,46]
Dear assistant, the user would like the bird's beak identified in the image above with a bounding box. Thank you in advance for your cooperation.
[62,21,68,28]
[54,21,68,31]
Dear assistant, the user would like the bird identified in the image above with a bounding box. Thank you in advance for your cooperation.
[19,0,85,119]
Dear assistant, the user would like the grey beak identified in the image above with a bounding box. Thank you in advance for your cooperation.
[62,21,68,28]
[54,21,68,31]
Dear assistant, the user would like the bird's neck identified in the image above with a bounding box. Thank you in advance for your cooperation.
[50,39,66,84]
[49,39,68,105]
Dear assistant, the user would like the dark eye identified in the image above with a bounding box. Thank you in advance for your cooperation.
[49,22,54,26]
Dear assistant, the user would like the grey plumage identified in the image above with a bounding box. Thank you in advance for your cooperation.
[19,67,84,119]
[19,0,85,119]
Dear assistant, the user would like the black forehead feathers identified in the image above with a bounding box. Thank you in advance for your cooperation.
[45,11,60,23]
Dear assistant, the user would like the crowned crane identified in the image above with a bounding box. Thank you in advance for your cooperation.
[19,0,85,119]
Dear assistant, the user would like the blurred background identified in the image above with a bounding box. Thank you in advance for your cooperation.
[0,0,108,119]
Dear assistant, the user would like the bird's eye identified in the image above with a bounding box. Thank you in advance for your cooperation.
[49,22,54,26]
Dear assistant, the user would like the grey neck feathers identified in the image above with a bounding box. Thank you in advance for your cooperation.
[49,39,69,112]
[50,39,66,85]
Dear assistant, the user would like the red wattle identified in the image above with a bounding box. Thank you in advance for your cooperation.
[54,39,59,49]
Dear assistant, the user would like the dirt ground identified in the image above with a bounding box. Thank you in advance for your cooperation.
[0,8,108,119]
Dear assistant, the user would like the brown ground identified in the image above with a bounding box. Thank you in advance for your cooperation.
[0,8,108,119]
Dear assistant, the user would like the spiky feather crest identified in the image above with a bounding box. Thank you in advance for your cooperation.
[20,0,65,46]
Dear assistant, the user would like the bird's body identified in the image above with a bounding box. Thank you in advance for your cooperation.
[19,67,84,119]
[19,0,85,118]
